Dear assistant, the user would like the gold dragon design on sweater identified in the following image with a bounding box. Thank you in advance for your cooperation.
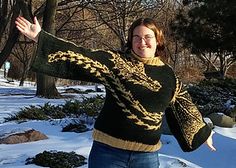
[48,50,163,130]
[110,52,162,92]
[170,77,206,147]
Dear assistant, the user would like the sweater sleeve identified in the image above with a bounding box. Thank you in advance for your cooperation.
[31,30,115,83]
[165,77,211,152]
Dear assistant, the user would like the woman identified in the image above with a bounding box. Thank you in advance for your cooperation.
[15,16,215,168]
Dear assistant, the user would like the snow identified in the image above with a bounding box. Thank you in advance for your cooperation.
[0,75,236,168]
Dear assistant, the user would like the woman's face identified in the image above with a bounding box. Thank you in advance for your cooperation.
[132,25,157,58]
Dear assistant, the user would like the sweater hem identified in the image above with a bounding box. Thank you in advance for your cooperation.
[92,129,161,152]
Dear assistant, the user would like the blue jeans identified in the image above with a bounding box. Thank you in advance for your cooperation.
[88,141,160,168]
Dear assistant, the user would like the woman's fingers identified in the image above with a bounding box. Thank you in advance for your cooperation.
[15,19,28,33]
[207,140,216,151]
[206,131,216,151]
[16,17,27,28]
[15,25,24,33]
[18,16,31,26]
[15,22,24,31]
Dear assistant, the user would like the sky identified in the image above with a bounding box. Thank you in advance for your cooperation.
[0,71,236,168]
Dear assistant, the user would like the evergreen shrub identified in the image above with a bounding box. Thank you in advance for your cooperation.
[5,95,104,121]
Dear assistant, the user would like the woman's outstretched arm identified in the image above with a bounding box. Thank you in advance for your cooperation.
[165,77,216,152]
[15,16,115,84]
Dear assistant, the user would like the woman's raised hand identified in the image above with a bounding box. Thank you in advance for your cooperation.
[15,16,41,42]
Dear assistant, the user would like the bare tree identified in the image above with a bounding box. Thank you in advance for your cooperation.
[55,0,96,46]
[87,0,164,51]
[0,0,39,75]
[35,0,61,98]
[0,0,21,67]
[11,37,35,86]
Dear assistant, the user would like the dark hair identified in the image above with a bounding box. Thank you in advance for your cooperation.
[126,18,165,57]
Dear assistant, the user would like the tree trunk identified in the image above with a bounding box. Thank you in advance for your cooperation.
[19,61,31,86]
[19,66,26,86]
[0,0,20,67]
[0,0,8,41]
[36,0,61,98]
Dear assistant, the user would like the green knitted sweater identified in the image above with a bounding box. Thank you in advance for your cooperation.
[32,30,211,152]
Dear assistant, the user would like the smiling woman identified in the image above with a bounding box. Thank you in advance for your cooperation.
[131,25,157,58]
[15,16,215,168]
[126,18,165,59]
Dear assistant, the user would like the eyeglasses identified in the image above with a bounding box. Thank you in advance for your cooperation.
[132,35,155,43]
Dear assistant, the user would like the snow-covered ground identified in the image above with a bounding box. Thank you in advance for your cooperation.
[0,75,236,168]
